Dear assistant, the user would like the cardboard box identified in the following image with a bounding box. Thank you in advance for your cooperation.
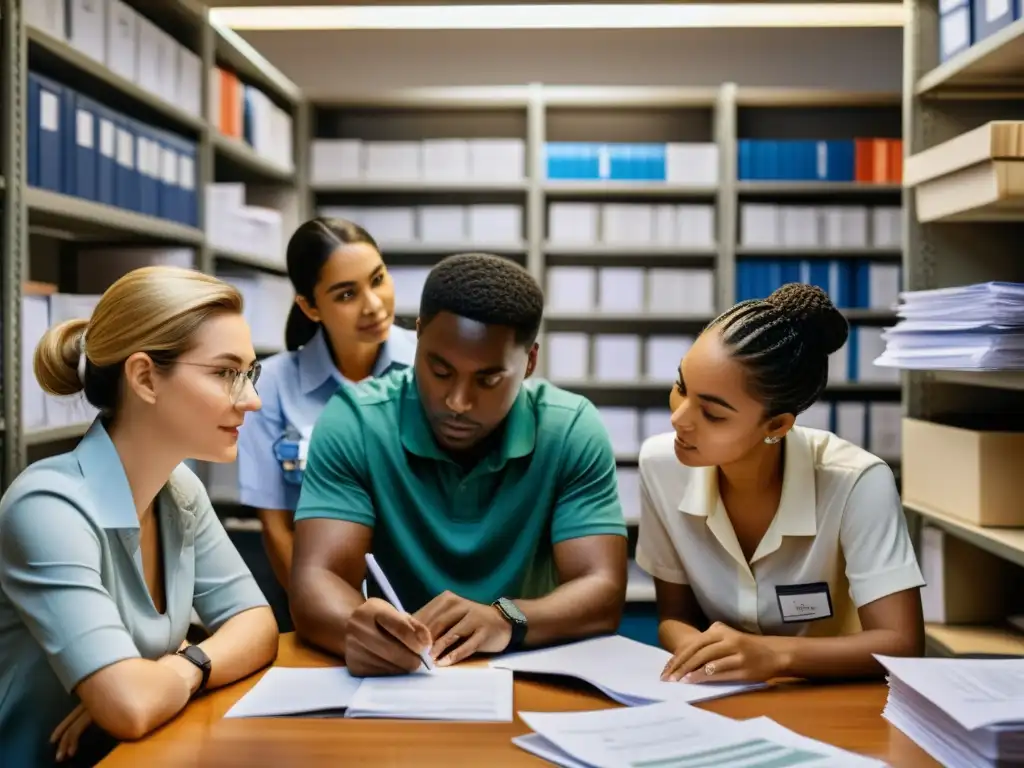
[903,416,1024,526]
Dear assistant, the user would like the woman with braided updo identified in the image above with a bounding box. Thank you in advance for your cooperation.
[637,283,925,685]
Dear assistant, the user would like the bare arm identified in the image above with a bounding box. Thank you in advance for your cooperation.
[290,518,373,657]
[72,659,190,741]
[515,534,628,647]
[765,588,925,679]
[654,578,708,651]
[257,508,294,591]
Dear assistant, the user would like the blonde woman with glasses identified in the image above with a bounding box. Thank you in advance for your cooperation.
[0,266,277,767]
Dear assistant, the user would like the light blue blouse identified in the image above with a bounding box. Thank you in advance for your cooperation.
[0,419,269,767]
[237,325,417,511]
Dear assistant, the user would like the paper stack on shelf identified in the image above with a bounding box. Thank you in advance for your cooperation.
[877,655,1024,767]
[874,282,1024,370]
[514,702,885,768]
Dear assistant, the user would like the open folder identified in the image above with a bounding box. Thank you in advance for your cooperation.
[490,634,763,706]
[224,666,513,722]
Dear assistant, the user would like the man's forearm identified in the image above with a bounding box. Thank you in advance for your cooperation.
[764,628,922,680]
[513,573,624,648]
[290,566,366,657]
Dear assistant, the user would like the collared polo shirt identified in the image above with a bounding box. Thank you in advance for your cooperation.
[0,420,268,768]
[636,426,924,638]
[238,325,417,511]
[295,367,628,612]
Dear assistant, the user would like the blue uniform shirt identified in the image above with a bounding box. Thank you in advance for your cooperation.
[237,325,417,511]
[0,419,269,767]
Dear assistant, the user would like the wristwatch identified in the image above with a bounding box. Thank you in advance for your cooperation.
[175,644,212,696]
[492,597,528,652]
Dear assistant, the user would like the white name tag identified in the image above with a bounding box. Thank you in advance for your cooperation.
[775,582,833,623]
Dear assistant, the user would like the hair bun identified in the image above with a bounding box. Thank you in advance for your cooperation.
[34,318,89,397]
[766,283,849,356]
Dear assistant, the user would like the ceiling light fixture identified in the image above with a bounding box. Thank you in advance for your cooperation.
[209,4,906,31]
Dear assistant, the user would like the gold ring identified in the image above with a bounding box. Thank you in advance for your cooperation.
[703,662,717,677]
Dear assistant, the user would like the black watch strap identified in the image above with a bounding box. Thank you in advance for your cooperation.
[492,597,528,652]
[176,644,212,696]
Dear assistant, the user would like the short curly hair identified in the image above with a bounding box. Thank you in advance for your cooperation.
[706,283,849,417]
[419,253,544,346]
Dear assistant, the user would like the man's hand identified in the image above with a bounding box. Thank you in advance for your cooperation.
[345,598,433,677]
[51,704,93,762]
[415,591,512,666]
[661,622,786,684]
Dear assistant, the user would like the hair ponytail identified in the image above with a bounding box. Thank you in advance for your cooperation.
[285,303,321,351]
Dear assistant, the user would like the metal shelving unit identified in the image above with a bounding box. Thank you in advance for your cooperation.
[308,84,904,604]
[0,0,305,488]
[903,0,1024,657]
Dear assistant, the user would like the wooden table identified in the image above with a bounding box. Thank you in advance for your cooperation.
[100,633,938,767]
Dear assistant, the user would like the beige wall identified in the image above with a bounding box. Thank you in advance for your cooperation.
[236,27,903,97]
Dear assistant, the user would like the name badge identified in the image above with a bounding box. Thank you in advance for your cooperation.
[775,582,833,623]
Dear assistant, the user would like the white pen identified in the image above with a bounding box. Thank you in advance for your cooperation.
[364,553,435,671]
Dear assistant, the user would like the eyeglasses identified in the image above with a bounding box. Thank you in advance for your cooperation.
[176,361,262,404]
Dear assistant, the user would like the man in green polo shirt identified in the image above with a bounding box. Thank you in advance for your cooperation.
[290,253,628,677]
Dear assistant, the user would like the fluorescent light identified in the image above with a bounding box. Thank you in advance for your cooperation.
[210,4,906,31]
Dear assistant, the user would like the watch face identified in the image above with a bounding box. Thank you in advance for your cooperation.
[499,598,527,624]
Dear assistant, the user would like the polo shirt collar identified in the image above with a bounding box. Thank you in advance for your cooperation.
[399,373,537,467]
[73,418,140,530]
[298,326,417,394]
[677,426,817,568]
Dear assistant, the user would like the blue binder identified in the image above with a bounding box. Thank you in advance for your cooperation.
[32,73,66,193]
[114,116,139,212]
[68,93,99,202]
[95,104,118,206]
[27,74,40,188]
[135,121,159,218]
[154,129,180,223]
[177,137,198,227]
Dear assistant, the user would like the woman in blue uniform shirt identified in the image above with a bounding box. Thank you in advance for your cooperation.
[237,217,416,605]
[0,266,276,767]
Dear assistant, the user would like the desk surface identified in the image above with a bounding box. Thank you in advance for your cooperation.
[100,634,938,767]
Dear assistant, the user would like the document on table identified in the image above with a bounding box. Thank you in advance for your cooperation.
[224,667,362,718]
[516,702,883,768]
[224,666,513,722]
[347,667,513,721]
[491,634,762,706]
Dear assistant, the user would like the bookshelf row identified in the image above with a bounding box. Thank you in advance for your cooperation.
[900,0,1024,657]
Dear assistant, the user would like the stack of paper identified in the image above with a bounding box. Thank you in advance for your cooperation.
[224,666,513,722]
[514,701,886,767]
[874,282,1024,370]
[490,635,762,706]
[877,655,1024,767]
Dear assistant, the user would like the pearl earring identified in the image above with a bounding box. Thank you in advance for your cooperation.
[764,436,781,445]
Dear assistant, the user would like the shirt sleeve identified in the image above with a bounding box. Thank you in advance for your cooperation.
[237,364,292,510]
[840,462,926,608]
[294,387,376,528]
[635,458,689,585]
[185,470,270,631]
[550,401,628,544]
[0,491,141,693]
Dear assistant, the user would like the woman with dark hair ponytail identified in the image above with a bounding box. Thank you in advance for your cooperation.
[237,217,415,621]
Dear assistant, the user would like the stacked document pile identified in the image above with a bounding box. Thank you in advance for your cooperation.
[514,701,886,768]
[874,282,1024,370]
[878,655,1024,767]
